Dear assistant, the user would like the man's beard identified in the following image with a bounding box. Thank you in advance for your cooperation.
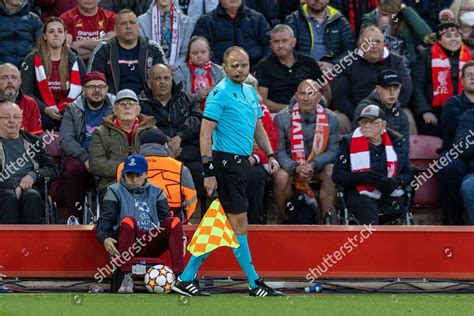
[87,99,104,108]
[0,88,19,102]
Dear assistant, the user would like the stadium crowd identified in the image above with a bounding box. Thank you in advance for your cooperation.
[1,0,474,227]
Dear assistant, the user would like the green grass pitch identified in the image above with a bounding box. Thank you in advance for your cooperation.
[0,293,473,316]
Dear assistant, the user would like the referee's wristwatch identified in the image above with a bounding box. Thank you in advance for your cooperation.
[267,153,277,160]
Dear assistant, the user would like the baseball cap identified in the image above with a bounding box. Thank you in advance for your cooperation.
[140,129,169,145]
[377,70,401,88]
[83,71,107,85]
[358,104,386,121]
[122,154,148,175]
[115,89,139,104]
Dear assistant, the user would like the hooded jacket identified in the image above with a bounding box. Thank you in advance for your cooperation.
[0,0,42,68]
[285,4,355,64]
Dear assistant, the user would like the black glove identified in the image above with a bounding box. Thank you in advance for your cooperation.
[380,177,399,195]
[352,171,384,186]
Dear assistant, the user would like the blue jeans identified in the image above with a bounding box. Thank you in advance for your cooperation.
[460,173,474,225]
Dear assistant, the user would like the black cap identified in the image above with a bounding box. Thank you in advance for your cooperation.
[377,69,401,88]
[357,104,386,121]
[140,129,169,145]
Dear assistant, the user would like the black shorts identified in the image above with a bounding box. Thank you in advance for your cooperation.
[212,151,251,214]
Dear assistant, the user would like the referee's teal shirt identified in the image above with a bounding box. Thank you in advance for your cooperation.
[203,77,263,156]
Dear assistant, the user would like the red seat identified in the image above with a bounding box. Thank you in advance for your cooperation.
[409,135,443,209]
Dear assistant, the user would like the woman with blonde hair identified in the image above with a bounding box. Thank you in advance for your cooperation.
[21,17,86,131]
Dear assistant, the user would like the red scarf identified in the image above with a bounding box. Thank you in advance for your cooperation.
[349,127,403,200]
[34,54,82,112]
[188,61,213,111]
[290,103,329,194]
[431,42,472,107]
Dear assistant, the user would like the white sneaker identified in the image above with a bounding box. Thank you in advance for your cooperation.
[67,215,80,225]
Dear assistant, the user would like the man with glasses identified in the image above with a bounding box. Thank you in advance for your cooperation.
[353,70,409,152]
[332,104,411,224]
[89,88,156,197]
[88,9,166,95]
[51,71,114,224]
[0,101,59,224]
[0,63,42,135]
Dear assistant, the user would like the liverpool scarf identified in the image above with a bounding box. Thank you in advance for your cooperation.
[431,42,472,107]
[349,127,403,199]
[189,60,213,111]
[290,102,329,194]
[34,54,82,112]
[153,4,180,65]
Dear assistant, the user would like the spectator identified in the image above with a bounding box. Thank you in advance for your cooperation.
[332,25,413,135]
[285,0,355,70]
[439,8,456,23]
[459,10,474,53]
[353,69,410,150]
[97,154,184,293]
[37,0,77,21]
[51,71,114,224]
[330,0,378,36]
[332,104,411,225]
[138,0,193,68]
[437,61,474,225]
[181,0,218,24]
[88,9,167,95]
[21,17,86,131]
[244,74,279,224]
[99,0,153,16]
[404,0,453,30]
[274,79,340,222]
[0,0,42,68]
[245,0,280,26]
[0,63,42,135]
[0,101,60,224]
[89,89,156,193]
[192,0,271,67]
[361,0,432,70]
[451,0,474,25]
[457,108,474,225]
[138,129,198,223]
[60,0,116,63]
[173,36,225,111]
[254,24,327,113]
[139,64,205,216]
[411,22,472,137]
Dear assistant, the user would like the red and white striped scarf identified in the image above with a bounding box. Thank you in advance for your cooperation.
[34,54,82,113]
[153,3,180,66]
[349,127,403,199]
[290,102,329,194]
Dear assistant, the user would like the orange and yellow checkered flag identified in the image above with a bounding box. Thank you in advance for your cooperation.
[187,199,239,256]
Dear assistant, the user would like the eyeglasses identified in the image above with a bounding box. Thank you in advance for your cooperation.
[0,115,22,121]
[84,85,107,91]
[464,73,474,79]
[117,100,139,107]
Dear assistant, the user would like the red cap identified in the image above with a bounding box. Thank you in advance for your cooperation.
[83,71,107,85]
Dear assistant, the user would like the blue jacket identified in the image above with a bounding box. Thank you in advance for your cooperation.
[285,4,355,64]
[441,92,474,152]
[0,1,42,68]
[455,108,474,173]
[192,3,271,66]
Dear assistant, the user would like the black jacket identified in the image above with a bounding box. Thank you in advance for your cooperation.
[0,130,60,190]
[441,92,474,152]
[455,108,474,173]
[139,82,202,161]
[88,36,166,94]
[192,3,271,66]
[332,129,411,191]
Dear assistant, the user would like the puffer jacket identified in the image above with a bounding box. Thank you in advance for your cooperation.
[59,94,115,162]
[138,1,193,67]
[441,92,474,152]
[139,82,202,161]
[274,99,340,174]
[455,108,474,173]
[285,4,355,64]
[0,1,42,68]
[352,89,409,152]
[192,3,271,66]
[88,114,156,190]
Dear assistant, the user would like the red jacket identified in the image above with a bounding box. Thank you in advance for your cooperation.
[252,103,279,164]
[18,93,43,135]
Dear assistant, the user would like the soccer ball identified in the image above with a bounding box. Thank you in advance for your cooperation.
[144,264,176,294]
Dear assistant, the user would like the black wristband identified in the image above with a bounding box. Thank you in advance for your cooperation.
[268,153,277,160]
[203,161,215,177]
